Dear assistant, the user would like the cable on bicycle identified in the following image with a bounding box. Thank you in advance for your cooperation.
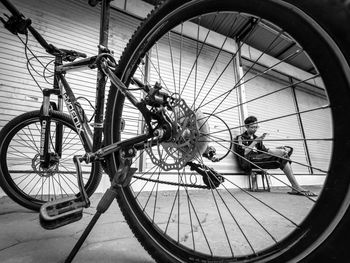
[42,59,55,82]
[76,96,96,123]
[18,34,45,91]
[17,33,56,91]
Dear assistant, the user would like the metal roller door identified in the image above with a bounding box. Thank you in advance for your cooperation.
[0,0,141,195]
[294,87,331,174]
[0,0,140,130]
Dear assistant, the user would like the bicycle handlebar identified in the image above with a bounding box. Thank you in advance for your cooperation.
[27,25,56,53]
[60,49,87,59]
[0,0,87,60]
[0,0,22,17]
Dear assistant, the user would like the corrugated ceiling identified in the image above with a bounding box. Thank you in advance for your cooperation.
[142,0,315,74]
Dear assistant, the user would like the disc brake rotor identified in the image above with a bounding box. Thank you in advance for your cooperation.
[145,97,209,171]
[32,153,59,177]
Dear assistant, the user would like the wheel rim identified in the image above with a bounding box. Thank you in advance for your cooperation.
[110,0,350,261]
[1,115,93,205]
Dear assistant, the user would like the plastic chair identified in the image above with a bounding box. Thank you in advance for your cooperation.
[248,168,271,192]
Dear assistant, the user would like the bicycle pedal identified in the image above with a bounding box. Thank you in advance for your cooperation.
[39,196,86,230]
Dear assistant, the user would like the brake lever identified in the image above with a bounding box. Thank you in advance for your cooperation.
[1,13,31,35]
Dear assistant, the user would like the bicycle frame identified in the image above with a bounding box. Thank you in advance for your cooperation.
[0,0,154,167]
[37,1,112,167]
[55,59,153,162]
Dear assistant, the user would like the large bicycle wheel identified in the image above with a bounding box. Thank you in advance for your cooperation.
[0,110,102,211]
[104,0,350,262]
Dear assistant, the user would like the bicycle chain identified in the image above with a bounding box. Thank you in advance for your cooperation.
[132,175,209,189]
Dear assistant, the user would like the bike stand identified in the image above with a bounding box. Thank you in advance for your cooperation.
[65,158,137,262]
[39,153,136,262]
[65,186,118,263]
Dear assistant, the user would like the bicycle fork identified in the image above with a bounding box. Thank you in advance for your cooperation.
[39,88,61,169]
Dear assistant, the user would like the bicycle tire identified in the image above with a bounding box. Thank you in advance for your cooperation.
[104,0,350,262]
[0,110,102,211]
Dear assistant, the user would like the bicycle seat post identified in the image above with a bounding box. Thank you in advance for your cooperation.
[92,0,112,152]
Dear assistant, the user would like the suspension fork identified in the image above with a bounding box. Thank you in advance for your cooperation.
[39,56,64,168]
[54,56,64,158]
[39,88,60,168]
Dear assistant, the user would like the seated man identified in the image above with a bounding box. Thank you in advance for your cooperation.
[236,115,316,196]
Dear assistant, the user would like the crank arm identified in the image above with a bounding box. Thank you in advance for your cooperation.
[73,155,90,206]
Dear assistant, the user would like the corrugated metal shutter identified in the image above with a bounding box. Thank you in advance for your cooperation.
[0,0,140,129]
[294,88,332,174]
[0,0,142,195]
[243,69,309,174]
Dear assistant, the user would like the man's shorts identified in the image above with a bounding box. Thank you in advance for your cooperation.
[247,146,293,170]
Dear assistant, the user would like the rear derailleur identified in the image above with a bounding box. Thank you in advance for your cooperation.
[187,161,224,189]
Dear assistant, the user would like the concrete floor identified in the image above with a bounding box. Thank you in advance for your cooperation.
[0,186,324,263]
[0,193,155,263]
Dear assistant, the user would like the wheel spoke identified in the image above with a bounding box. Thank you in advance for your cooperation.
[2,116,94,207]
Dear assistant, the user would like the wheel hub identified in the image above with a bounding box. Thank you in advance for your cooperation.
[32,153,59,177]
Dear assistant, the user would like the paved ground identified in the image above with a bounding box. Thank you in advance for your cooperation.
[0,186,322,263]
[0,194,155,263]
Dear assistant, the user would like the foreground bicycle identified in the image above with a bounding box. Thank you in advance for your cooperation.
[1,0,350,262]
